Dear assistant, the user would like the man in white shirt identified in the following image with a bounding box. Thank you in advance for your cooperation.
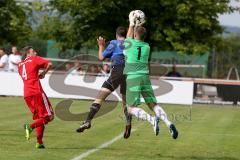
[8,46,21,72]
[0,48,9,72]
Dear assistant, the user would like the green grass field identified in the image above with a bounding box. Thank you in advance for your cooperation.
[0,96,240,160]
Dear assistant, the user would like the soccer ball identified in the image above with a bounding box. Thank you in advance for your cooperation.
[133,10,145,23]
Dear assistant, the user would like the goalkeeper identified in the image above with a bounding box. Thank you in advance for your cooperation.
[124,11,178,138]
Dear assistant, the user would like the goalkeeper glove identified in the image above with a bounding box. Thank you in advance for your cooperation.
[129,11,135,27]
[135,18,146,27]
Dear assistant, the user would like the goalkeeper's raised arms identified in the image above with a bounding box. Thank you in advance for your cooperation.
[127,10,146,38]
[129,10,146,27]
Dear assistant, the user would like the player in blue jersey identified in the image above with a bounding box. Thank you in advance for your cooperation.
[76,27,132,139]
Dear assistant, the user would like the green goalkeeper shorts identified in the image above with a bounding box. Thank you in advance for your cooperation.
[126,74,157,106]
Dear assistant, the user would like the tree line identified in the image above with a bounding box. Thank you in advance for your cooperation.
[0,0,240,78]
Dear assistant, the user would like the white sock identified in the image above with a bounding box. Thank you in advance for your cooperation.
[153,105,172,128]
[129,107,154,126]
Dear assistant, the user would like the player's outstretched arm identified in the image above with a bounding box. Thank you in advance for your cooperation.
[39,62,52,79]
[97,36,105,61]
[127,11,135,38]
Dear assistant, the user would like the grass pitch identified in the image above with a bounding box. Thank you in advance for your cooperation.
[0,96,240,160]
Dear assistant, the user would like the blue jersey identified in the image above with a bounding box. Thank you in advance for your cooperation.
[102,40,125,65]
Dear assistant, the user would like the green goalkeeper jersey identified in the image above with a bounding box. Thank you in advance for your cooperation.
[124,38,150,75]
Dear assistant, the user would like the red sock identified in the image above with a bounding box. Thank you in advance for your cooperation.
[36,126,45,144]
[30,117,49,129]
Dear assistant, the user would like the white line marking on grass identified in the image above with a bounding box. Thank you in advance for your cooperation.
[71,129,136,160]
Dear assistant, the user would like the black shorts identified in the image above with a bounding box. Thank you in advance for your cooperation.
[102,65,126,95]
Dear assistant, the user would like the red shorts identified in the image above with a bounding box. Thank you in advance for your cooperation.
[24,93,54,120]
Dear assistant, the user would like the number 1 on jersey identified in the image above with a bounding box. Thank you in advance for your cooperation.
[137,47,142,60]
[22,64,27,80]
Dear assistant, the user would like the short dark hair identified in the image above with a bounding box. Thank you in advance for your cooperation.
[20,46,33,60]
[135,26,147,40]
[116,26,127,38]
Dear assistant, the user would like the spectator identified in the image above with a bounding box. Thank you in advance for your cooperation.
[0,48,9,72]
[8,46,22,72]
[166,64,182,77]
[71,62,85,75]
[97,65,102,74]
[87,64,99,74]
[100,64,110,76]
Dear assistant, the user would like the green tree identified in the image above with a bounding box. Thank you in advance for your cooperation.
[15,1,57,56]
[0,0,32,45]
[25,0,62,40]
[47,0,239,53]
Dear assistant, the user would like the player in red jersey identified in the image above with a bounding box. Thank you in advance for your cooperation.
[18,46,54,149]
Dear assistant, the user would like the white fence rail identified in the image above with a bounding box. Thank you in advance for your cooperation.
[0,72,194,105]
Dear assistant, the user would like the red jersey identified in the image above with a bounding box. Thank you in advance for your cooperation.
[18,56,49,97]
